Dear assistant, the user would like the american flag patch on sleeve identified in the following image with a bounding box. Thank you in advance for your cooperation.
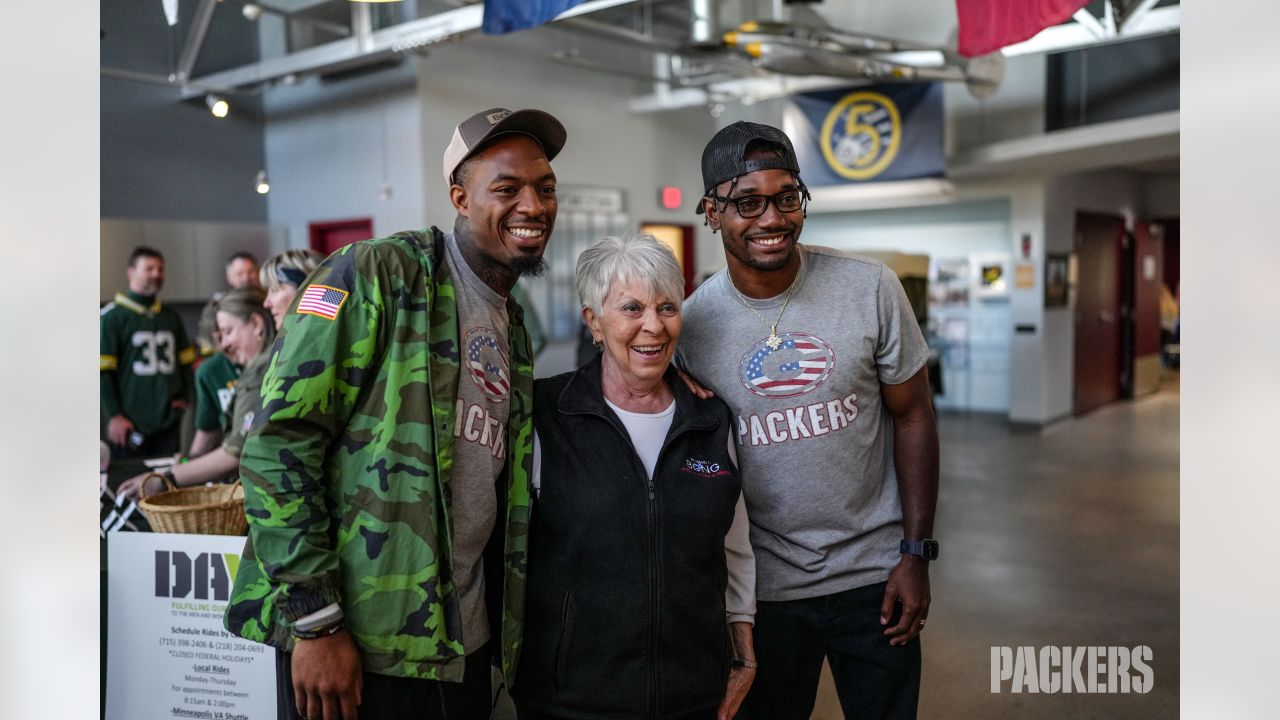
[296,285,349,320]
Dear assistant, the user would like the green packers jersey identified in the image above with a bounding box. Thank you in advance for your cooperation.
[193,353,241,432]
[100,291,196,435]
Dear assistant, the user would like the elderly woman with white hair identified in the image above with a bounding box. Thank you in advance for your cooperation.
[513,235,757,720]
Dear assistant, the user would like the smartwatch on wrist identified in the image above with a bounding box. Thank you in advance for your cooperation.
[900,538,940,561]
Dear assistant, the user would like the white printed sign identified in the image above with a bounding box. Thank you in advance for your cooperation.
[106,532,276,720]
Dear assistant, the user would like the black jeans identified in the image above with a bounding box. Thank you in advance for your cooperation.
[738,581,921,720]
[276,644,493,720]
[519,709,717,720]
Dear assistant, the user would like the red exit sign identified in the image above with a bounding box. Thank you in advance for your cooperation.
[660,186,683,210]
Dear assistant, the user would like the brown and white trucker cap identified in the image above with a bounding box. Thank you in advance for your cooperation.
[442,108,567,185]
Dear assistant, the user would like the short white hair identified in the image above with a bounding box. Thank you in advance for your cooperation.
[575,234,684,315]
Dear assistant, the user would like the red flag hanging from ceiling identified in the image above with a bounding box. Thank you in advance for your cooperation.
[955,0,1091,57]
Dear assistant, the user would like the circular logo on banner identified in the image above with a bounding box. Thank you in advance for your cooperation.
[464,327,510,402]
[819,91,902,181]
[738,332,836,399]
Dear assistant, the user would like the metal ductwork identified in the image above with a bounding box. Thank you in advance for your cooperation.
[689,0,719,47]
[721,20,1004,99]
[103,0,1176,111]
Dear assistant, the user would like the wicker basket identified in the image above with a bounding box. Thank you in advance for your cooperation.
[137,473,248,536]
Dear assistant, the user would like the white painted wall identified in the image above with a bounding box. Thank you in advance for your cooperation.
[262,62,427,248]
[248,6,1177,425]
[946,54,1048,153]
[995,178,1055,423]
[802,200,1009,254]
[804,200,1014,413]
[415,28,715,250]
[1032,169,1146,421]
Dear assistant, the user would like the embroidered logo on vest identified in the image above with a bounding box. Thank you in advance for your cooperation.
[680,457,732,479]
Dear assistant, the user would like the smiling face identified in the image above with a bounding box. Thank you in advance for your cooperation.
[587,275,681,394]
[263,284,297,331]
[450,134,557,293]
[216,310,265,365]
[703,158,805,279]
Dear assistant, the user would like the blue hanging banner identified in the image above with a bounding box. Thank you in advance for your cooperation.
[483,0,585,35]
[790,84,945,186]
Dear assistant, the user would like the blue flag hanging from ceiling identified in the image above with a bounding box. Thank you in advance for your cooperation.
[483,0,585,35]
[789,84,945,186]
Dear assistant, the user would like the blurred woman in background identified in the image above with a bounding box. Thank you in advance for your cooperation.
[119,249,322,499]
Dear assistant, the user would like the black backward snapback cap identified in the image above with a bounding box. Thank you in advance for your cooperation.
[696,120,801,214]
[443,108,567,185]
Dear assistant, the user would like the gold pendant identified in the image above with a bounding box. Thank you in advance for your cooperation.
[766,333,782,350]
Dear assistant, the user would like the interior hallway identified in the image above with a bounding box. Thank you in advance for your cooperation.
[812,388,1180,719]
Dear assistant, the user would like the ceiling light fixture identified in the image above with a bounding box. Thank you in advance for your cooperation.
[206,94,229,118]
[255,170,270,195]
[347,1,406,3]
[242,4,263,22]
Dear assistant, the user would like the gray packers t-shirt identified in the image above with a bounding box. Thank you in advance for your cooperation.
[678,245,928,602]
[443,232,512,653]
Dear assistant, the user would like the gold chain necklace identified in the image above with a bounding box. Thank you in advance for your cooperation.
[729,271,800,351]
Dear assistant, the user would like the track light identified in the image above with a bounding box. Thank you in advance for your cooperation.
[255,170,270,195]
[206,94,229,118]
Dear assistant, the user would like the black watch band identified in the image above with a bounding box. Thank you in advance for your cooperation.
[900,538,940,561]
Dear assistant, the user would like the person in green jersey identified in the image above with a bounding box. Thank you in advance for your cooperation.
[119,287,276,499]
[189,352,240,457]
[100,246,196,460]
[223,107,566,720]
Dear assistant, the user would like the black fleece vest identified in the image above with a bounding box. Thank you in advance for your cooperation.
[513,357,742,719]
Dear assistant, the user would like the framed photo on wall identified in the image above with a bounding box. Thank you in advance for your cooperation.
[1044,253,1070,307]
[973,253,1011,301]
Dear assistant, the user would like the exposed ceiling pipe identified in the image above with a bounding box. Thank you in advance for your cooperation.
[222,0,352,36]
[180,0,644,98]
[721,18,1003,99]
[175,0,219,82]
[352,1,374,53]
[101,65,263,96]
[689,0,719,47]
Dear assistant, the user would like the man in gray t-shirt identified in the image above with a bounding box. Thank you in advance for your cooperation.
[678,121,940,720]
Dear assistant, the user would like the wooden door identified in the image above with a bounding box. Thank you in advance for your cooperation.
[1073,212,1126,416]
[309,218,374,256]
[1131,222,1164,396]
[639,223,697,297]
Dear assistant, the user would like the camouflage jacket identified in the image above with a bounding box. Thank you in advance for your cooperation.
[223,228,534,683]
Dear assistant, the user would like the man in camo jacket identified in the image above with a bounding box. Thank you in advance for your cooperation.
[224,108,566,720]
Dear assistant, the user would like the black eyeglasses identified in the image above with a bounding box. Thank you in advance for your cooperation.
[711,190,806,218]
